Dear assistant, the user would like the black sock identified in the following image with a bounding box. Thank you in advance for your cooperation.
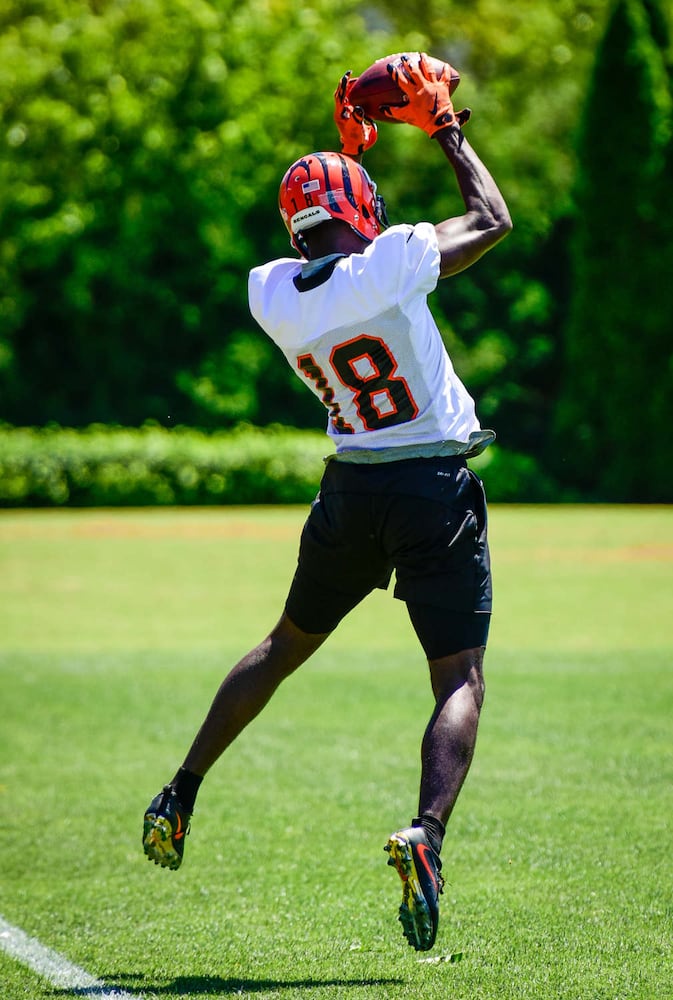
[170,767,203,814]
[412,814,445,857]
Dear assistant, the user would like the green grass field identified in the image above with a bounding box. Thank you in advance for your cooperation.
[1,504,672,999]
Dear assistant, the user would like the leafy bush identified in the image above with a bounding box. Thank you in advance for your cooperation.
[0,424,562,507]
[469,444,565,503]
[0,424,329,507]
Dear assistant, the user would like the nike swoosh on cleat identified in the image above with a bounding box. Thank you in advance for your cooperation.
[173,814,184,840]
[416,843,438,891]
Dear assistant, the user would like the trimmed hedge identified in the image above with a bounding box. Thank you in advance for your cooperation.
[0,424,329,507]
[0,424,562,507]
[469,445,564,503]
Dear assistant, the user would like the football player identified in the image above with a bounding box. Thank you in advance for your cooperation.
[143,53,512,953]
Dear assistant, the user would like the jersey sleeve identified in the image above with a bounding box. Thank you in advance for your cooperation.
[248,258,298,332]
[353,222,440,310]
[394,222,441,305]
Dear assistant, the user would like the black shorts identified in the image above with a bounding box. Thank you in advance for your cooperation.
[285,455,492,658]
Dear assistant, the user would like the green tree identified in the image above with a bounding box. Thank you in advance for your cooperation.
[5,0,650,488]
[0,0,388,427]
[554,0,673,500]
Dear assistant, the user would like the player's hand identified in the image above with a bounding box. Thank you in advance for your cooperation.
[382,53,471,136]
[334,70,378,157]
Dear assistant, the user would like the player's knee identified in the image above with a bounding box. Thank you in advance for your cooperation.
[429,647,485,705]
[268,612,330,672]
[470,659,486,710]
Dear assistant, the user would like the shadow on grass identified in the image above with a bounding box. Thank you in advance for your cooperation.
[50,972,405,996]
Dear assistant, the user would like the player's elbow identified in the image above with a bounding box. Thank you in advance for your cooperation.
[436,206,513,277]
[496,207,514,239]
[479,209,512,256]
[487,201,513,241]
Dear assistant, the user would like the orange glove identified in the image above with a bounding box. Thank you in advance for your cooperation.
[382,53,471,136]
[334,70,378,157]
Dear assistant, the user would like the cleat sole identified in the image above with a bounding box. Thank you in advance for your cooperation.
[143,814,182,870]
[385,833,435,952]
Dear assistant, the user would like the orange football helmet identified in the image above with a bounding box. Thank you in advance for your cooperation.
[278,151,387,253]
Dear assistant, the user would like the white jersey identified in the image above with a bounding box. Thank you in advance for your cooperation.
[248,222,494,460]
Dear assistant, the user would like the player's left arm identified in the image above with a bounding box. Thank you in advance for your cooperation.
[433,125,513,278]
[383,53,512,277]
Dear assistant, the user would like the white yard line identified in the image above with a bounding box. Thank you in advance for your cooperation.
[0,914,142,999]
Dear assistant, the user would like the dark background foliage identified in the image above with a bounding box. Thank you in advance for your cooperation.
[0,0,671,500]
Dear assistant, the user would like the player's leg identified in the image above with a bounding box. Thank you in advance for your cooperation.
[418,642,485,826]
[385,610,487,952]
[387,459,491,834]
[143,468,390,872]
[180,612,329,778]
[143,612,329,870]
[381,458,491,950]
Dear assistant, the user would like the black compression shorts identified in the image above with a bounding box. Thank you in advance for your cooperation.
[284,455,492,658]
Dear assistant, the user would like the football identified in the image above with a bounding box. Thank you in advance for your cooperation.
[348,53,460,122]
